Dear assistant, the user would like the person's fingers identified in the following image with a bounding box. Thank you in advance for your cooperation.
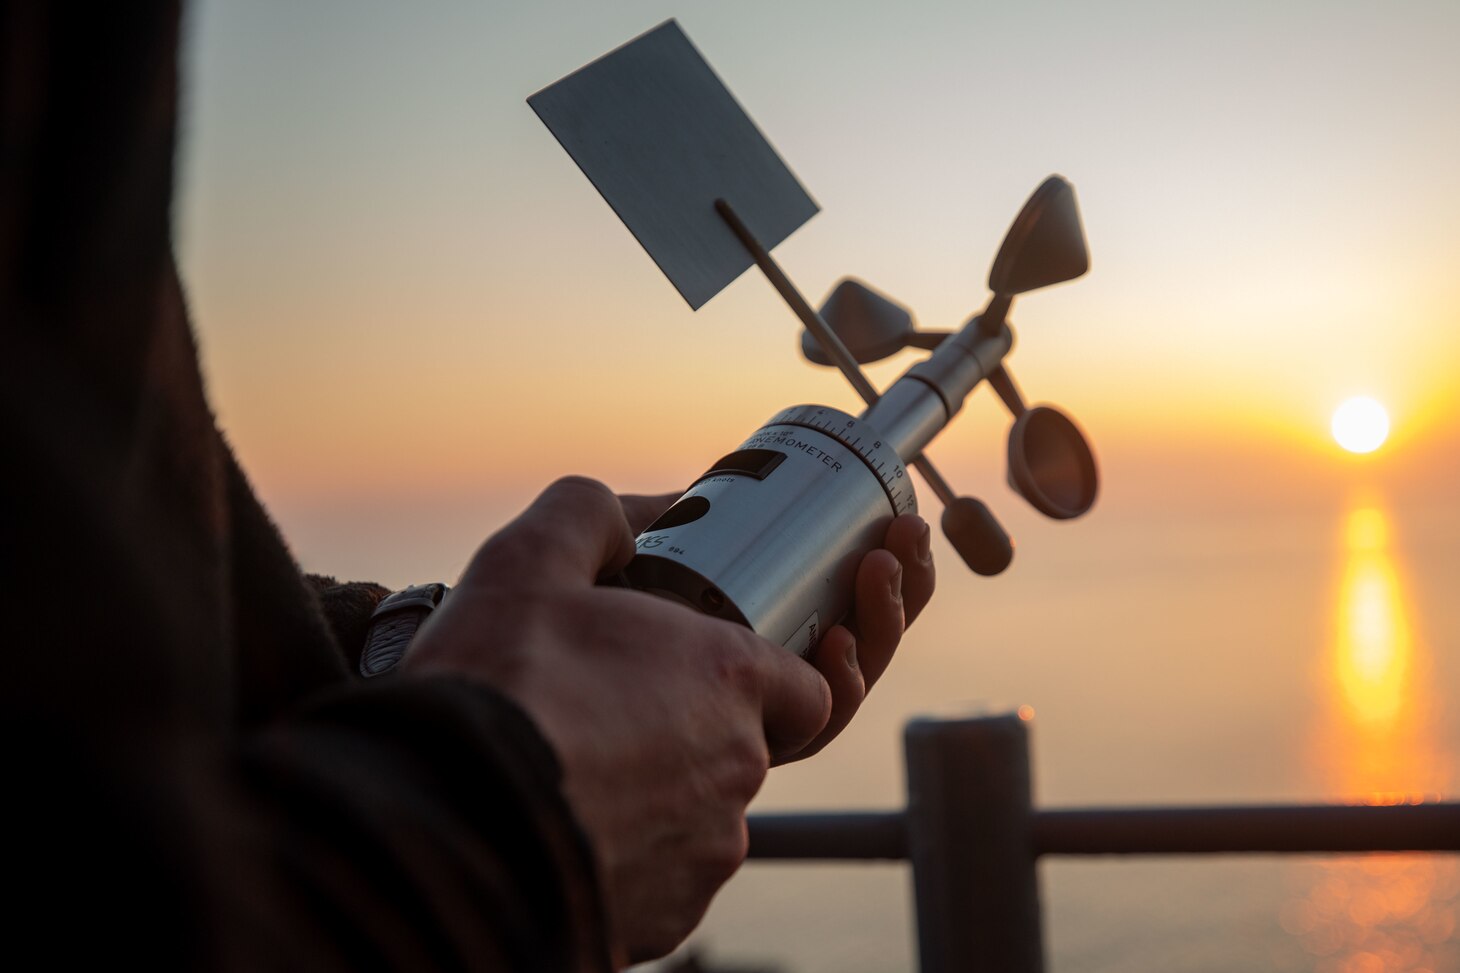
[844,547,904,690]
[777,519,931,761]
[749,638,833,762]
[464,476,636,588]
[618,492,681,535]
[883,514,934,626]
[776,623,865,763]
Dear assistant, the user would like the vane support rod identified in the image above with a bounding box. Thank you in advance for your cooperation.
[715,198,880,406]
[715,198,963,511]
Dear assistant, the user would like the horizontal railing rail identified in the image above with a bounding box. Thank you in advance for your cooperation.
[740,714,1460,973]
[748,802,1460,859]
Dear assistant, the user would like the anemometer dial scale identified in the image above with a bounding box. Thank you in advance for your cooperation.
[531,21,1099,654]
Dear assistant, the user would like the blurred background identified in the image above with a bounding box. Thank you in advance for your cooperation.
[177,1,1459,970]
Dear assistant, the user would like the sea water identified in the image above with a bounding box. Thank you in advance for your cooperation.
[678,488,1460,973]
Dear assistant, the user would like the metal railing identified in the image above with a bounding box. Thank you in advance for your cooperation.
[745,714,1460,973]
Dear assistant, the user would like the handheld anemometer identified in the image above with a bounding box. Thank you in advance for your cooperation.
[530,21,1097,655]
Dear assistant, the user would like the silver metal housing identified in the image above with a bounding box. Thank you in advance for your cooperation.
[625,406,913,655]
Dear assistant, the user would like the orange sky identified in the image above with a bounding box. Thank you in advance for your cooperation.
[168,15,1460,966]
[176,1,1460,541]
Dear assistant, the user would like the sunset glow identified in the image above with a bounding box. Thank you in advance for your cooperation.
[175,7,1460,968]
[1332,397,1391,454]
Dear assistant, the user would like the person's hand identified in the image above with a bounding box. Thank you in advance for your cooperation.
[619,492,935,763]
[405,477,933,964]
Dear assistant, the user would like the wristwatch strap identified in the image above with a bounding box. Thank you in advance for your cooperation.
[359,582,450,677]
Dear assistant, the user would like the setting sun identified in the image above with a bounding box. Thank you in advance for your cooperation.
[1331,397,1390,454]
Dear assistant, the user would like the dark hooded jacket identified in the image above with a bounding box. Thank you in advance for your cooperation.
[1,4,609,968]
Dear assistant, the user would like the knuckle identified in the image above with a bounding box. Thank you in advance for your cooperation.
[541,475,626,529]
[680,818,750,905]
[701,732,768,809]
[546,474,616,509]
[696,724,768,807]
[725,734,770,799]
[706,818,750,881]
[708,638,761,696]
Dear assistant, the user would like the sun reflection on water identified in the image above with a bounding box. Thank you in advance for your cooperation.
[1335,507,1412,735]
[1282,502,1458,972]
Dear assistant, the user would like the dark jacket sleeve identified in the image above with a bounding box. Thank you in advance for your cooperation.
[0,3,610,968]
[222,678,611,971]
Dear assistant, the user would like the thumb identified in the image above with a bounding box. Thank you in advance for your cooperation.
[463,477,636,589]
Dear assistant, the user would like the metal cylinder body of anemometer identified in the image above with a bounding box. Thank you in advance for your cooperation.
[860,321,1015,460]
[623,405,916,656]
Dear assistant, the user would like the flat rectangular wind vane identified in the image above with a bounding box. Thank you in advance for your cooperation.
[528,20,819,310]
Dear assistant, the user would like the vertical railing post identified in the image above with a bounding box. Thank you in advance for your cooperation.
[904,713,1043,973]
